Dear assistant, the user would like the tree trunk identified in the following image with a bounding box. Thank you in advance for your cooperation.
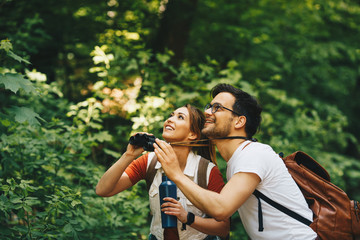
[152,0,198,65]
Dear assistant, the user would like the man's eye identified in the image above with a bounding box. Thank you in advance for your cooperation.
[215,105,221,111]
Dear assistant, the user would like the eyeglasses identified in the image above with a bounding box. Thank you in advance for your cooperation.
[204,103,241,116]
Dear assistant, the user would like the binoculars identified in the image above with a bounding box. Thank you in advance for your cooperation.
[129,133,156,151]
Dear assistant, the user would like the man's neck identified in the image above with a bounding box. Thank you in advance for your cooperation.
[214,138,246,162]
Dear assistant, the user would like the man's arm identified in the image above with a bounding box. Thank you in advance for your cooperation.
[154,139,260,221]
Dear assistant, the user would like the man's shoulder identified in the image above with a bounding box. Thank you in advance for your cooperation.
[246,141,272,150]
[233,141,273,156]
[229,142,280,170]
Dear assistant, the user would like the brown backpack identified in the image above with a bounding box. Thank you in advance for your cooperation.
[254,151,360,240]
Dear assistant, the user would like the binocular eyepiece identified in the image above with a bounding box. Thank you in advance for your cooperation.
[129,133,156,151]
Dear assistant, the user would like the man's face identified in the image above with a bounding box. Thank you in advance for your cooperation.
[202,92,236,138]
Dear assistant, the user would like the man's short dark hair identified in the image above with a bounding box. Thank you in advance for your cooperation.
[211,83,262,138]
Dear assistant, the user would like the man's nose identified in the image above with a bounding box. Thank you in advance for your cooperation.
[204,107,212,116]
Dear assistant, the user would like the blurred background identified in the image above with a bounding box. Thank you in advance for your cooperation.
[1,0,359,239]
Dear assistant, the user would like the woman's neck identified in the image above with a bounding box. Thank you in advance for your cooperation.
[172,146,191,172]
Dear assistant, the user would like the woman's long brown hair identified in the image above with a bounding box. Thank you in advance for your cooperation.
[174,104,216,165]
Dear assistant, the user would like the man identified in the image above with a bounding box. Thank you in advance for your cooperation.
[154,84,317,239]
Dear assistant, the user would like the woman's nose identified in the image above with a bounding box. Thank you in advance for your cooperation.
[165,117,174,123]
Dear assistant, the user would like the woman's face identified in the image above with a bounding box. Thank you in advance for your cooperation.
[162,107,197,143]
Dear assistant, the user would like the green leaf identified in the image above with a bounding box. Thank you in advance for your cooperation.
[0,184,10,192]
[103,148,121,158]
[92,131,112,142]
[7,50,31,64]
[13,204,23,210]
[0,118,11,127]
[25,197,40,206]
[156,53,171,64]
[9,106,45,126]
[63,223,73,233]
[0,73,36,94]
[23,204,32,212]
[71,200,82,207]
[17,208,25,219]
[0,39,12,52]
[10,197,22,204]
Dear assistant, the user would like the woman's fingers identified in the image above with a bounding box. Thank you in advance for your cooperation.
[162,197,177,203]
[161,197,178,206]
[161,201,178,208]
[161,198,182,212]
[161,197,187,223]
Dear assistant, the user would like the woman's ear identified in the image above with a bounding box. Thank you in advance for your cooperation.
[234,115,246,129]
[188,131,198,141]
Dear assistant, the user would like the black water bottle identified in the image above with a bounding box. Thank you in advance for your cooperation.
[159,175,177,228]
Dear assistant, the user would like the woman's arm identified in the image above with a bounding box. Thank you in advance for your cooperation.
[190,215,230,238]
[161,197,230,238]
[95,144,144,197]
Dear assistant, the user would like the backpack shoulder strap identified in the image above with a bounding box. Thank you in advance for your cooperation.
[252,150,315,232]
[145,155,158,192]
[197,157,210,189]
[253,189,312,232]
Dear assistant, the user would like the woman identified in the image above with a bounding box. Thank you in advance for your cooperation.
[96,104,230,240]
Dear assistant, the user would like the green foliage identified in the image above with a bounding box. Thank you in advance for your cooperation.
[0,39,31,65]
[0,39,41,127]
[0,40,149,239]
[0,107,150,239]
[1,0,360,239]
[0,73,36,94]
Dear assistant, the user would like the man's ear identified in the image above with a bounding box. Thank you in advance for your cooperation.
[234,116,246,129]
[188,131,198,141]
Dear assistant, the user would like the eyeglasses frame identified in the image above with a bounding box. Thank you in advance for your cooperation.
[204,103,242,116]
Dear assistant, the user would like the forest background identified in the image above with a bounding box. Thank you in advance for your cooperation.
[1,0,360,239]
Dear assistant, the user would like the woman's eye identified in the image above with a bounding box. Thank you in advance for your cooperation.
[179,115,184,120]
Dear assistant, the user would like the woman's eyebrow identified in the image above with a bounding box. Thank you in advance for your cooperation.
[177,112,187,117]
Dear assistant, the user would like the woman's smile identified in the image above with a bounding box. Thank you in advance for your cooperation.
[164,124,175,131]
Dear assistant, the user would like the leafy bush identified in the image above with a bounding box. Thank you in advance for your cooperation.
[0,40,150,239]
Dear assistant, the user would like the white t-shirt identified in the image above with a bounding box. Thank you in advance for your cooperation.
[227,141,317,240]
